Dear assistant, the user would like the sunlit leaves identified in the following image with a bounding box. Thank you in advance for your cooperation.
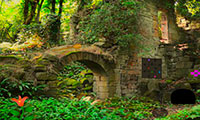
[185,0,200,16]
[175,0,200,19]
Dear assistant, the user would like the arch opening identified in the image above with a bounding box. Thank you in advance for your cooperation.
[158,10,169,44]
[171,89,196,104]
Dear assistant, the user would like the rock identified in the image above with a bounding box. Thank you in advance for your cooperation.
[174,82,192,89]
[36,72,57,81]
[35,58,51,65]
[34,65,47,72]
[43,53,59,62]
[0,42,12,49]
[0,55,20,64]
[144,80,161,101]
[137,81,148,95]
[13,69,25,80]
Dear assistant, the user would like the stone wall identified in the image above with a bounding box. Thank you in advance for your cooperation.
[113,0,200,102]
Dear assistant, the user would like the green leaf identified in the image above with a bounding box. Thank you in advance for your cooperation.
[24,115,34,120]
[10,117,20,120]
[19,86,23,91]
[10,110,20,116]
[25,106,34,112]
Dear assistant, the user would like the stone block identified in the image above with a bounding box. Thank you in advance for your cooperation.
[98,92,109,99]
[98,81,108,87]
[184,62,193,68]
[47,81,58,88]
[36,72,57,81]
[98,86,108,92]
[175,69,188,78]
[176,62,185,68]
[34,65,47,72]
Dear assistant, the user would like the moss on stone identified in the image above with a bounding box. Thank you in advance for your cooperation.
[166,80,172,84]
[188,80,200,84]
[0,55,23,60]
[65,51,79,56]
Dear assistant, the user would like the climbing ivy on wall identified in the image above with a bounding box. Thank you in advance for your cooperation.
[78,0,142,47]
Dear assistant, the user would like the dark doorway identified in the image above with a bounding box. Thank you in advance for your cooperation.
[171,89,196,104]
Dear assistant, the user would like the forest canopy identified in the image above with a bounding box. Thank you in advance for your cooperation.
[0,0,199,49]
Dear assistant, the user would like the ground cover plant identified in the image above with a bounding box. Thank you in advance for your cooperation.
[0,95,200,120]
[0,0,200,120]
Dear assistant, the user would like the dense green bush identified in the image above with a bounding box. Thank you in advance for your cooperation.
[78,0,142,48]
[57,62,94,98]
[0,77,46,98]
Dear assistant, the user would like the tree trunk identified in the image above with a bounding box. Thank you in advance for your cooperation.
[24,0,39,25]
[0,0,4,12]
[56,0,64,42]
[23,0,30,23]
[35,0,44,23]
[58,0,63,16]
[51,0,56,14]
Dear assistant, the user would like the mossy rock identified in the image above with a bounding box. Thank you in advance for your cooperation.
[34,65,47,72]
[13,69,26,80]
[57,78,80,86]
[174,82,192,89]
[166,80,172,84]
[17,59,31,65]
[188,79,200,84]
[65,51,79,56]
[36,72,57,81]
[43,53,59,62]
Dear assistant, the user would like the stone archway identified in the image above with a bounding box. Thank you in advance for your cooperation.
[60,51,116,100]
[171,89,196,104]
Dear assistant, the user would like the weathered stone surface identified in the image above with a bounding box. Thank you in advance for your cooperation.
[34,65,47,72]
[35,72,57,81]
[174,82,192,90]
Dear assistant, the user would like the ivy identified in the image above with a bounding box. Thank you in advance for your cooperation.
[78,0,142,48]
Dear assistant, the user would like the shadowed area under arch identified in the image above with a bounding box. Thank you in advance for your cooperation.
[171,89,196,104]
[59,51,116,100]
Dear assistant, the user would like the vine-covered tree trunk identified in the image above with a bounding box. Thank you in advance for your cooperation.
[35,0,44,23]
[24,0,39,25]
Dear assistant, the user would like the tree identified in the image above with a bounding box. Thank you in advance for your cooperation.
[35,0,44,23]
[24,0,39,25]
[51,0,56,13]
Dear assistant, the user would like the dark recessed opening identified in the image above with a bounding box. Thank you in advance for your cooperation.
[171,89,196,104]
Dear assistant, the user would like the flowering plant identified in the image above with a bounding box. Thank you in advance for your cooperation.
[11,95,34,120]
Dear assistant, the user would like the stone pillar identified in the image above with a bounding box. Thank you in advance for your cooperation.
[114,69,121,97]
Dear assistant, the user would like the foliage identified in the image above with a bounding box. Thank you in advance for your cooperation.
[0,77,46,98]
[57,61,94,98]
[0,96,164,120]
[78,0,142,47]
[0,0,23,43]
[11,96,34,120]
[176,0,200,19]
[156,105,200,120]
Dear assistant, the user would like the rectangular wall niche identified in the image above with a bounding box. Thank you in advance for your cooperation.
[142,58,162,79]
